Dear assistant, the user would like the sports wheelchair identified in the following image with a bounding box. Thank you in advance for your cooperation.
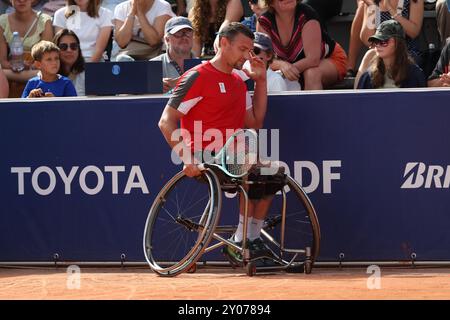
[143,130,320,277]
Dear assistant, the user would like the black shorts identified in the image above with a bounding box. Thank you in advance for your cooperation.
[247,166,287,200]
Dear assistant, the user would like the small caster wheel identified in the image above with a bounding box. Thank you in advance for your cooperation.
[246,262,256,277]
[187,264,197,273]
[304,259,313,274]
[286,263,304,273]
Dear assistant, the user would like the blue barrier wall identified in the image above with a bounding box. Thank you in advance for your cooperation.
[1,89,450,262]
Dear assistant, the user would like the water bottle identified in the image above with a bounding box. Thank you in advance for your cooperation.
[10,31,24,72]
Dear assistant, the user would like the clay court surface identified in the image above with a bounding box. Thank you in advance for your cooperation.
[1,266,450,299]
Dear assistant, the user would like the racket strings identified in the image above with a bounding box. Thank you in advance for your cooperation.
[224,132,257,176]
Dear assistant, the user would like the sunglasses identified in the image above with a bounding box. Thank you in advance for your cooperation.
[253,47,264,55]
[249,0,258,4]
[370,39,390,48]
[171,30,193,39]
[58,43,79,51]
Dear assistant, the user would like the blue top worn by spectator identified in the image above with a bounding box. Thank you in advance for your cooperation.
[357,63,426,88]
[22,74,77,97]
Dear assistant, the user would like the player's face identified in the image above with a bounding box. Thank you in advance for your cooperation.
[224,33,254,70]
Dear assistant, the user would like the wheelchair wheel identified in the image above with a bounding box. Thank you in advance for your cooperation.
[262,175,321,265]
[143,169,222,276]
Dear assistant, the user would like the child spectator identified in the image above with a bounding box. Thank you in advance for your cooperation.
[357,20,426,89]
[22,40,77,97]
[243,31,300,91]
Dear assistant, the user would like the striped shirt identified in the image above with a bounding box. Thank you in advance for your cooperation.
[258,3,336,64]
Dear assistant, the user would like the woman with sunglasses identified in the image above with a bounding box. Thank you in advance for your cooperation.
[53,28,86,95]
[53,0,113,62]
[353,0,423,87]
[356,20,425,89]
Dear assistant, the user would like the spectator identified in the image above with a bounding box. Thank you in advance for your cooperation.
[22,40,77,97]
[53,28,85,95]
[436,0,450,47]
[257,0,347,90]
[113,0,175,61]
[1,0,47,14]
[244,31,301,91]
[151,16,195,93]
[0,65,8,97]
[53,0,113,62]
[357,20,426,88]
[355,0,424,87]
[0,0,53,97]
[428,38,450,86]
[189,0,244,57]
[241,0,265,32]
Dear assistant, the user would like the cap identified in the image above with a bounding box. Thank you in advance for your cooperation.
[165,16,193,35]
[368,20,405,42]
[253,32,273,51]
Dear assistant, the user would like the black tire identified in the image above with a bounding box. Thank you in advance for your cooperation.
[262,175,321,265]
[246,262,256,277]
[143,169,222,276]
[305,260,313,274]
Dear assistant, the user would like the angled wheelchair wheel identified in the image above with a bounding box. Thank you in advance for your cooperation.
[262,175,321,267]
[143,169,222,276]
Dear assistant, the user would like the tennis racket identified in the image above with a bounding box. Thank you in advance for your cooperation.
[198,129,258,178]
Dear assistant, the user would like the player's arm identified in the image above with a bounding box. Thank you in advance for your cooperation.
[244,51,267,129]
[159,105,201,177]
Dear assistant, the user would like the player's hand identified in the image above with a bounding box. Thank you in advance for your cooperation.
[242,50,267,82]
[44,91,55,97]
[183,163,202,177]
[28,88,44,98]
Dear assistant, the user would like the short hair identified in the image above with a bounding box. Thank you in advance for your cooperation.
[31,40,60,61]
[218,22,254,43]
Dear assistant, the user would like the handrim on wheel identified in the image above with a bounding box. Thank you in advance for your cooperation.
[143,169,222,276]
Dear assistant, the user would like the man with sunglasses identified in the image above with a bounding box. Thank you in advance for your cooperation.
[150,16,196,93]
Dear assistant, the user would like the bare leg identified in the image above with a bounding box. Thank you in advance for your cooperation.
[354,48,376,88]
[303,59,339,90]
[346,1,365,73]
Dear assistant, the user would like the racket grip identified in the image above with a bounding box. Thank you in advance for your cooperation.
[197,163,206,171]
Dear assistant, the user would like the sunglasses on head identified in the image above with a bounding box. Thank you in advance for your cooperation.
[370,39,390,48]
[58,43,79,51]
